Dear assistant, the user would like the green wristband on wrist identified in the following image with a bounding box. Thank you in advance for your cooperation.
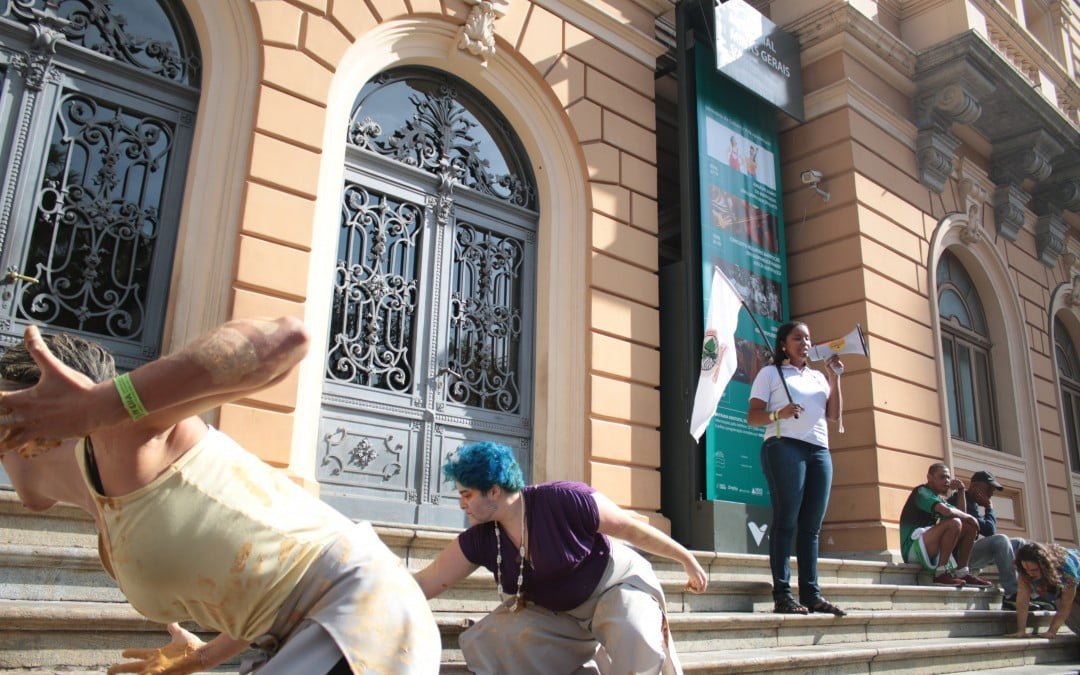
[114,372,149,421]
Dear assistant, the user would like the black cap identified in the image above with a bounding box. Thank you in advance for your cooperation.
[971,470,1004,490]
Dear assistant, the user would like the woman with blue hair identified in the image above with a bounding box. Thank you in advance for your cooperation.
[414,441,708,674]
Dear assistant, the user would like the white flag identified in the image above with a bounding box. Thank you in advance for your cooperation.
[690,267,743,441]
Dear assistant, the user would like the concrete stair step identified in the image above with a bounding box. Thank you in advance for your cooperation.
[426,573,1005,613]
[433,607,1053,653]
[673,635,1080,674]
[4,599,1047,668]
[956,666,1080,675]
[0,600,474,671]
[1,490,930,587]
[0,544,124,603]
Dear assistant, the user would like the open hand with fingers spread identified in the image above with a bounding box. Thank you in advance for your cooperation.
[0,325,112,457]
[107,623,206,675]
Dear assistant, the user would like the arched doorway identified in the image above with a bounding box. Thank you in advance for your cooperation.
[315,67,538,527]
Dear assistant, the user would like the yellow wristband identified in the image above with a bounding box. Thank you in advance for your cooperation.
[114,373,149,421]
[770,411,778,422]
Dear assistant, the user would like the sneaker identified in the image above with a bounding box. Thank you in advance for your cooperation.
[1002,593,1017,611]
[933,572,966,586]
[960,574,993,587]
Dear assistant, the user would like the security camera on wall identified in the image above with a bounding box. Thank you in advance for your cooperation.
[800,169,823,185]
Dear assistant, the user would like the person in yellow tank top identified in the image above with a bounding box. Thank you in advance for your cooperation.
[0,319,439,675]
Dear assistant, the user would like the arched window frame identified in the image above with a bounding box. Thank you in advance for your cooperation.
[1054,314,1080,473]
[928,208,1053,543]
[937,250,999,449]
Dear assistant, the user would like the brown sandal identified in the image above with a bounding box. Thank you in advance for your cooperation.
[807,599,847,616]
[774,597,809,614]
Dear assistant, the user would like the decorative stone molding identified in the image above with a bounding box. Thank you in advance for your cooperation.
[992,183,1029,241]
[1033,207,1067,267]
[955,172,988,244]
[1066,276,1080,310]
[457,0,508,63]
[914,31,1078,212]
[916,123,961,193]
[1032,158,1080,267]
[989,130,1064,241]
[913,59,993,193]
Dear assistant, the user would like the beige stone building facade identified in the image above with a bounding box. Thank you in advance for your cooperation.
[0,0,1077,558]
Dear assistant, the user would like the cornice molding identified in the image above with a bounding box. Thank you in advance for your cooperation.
[794,76,918,153]
[787,3,917,82]
[533,0,668,66]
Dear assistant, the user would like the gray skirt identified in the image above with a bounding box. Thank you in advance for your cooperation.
[459,542,682,675]
[241,521,440,675]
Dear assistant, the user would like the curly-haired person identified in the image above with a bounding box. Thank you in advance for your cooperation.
[1010,541,1080,638]
[413,441,708,674]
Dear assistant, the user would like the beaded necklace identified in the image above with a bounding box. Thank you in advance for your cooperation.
[493,493,528,612]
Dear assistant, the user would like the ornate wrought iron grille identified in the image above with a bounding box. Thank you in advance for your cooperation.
[446,221,523,413]
[346,69,536,210]
[326,184,423,392]
[3,0,200,85]
[18,92,172,338]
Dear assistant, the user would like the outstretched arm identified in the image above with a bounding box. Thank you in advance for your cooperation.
[593,492,708,594]
[0,318,309,452]
[413,539,479,599]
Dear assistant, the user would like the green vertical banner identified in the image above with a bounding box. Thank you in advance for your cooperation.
[695,46,789,505]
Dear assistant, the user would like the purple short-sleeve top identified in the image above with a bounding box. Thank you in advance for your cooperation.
[457,481,611,611]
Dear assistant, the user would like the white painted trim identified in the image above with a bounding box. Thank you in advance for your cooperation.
[166,1,259,351]
[1049,282,1080,543]
[288,18,589,484]
[927,211,1053,542]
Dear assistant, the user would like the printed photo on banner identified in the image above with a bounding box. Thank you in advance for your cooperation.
[733,337,771,385]
[704,116,777,189]
[716,259,781,321]
[708,186,779,254]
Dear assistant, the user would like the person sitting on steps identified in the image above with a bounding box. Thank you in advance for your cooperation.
[899,462,993,587]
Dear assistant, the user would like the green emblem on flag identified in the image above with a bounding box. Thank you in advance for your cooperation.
[701,332,719,371]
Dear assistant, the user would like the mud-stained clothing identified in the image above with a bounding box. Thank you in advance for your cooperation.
[77,428,439,674]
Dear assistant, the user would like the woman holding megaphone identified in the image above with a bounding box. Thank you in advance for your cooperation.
[747,321,845,617]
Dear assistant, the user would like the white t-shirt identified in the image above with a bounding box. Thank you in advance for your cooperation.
[749,363,831,448]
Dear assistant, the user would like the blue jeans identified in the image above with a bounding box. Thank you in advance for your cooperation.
[760,436,833,605]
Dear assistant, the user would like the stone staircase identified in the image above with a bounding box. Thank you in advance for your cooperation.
[1,489,1078,674]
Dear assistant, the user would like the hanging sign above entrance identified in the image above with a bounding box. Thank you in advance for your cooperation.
[714,0,804,121]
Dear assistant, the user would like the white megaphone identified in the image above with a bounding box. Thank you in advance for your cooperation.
[808,324,869,363]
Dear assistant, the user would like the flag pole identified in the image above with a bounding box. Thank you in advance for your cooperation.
[713,266,796,410]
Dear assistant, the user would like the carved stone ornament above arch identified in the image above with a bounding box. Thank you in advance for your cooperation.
[953,161,989,246]
[1063,251,1080,310]
[456,0,508,63]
